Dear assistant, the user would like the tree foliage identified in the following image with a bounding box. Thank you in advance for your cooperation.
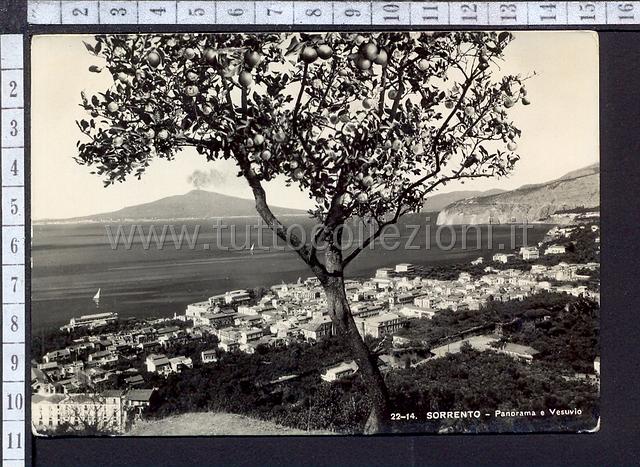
[76,32,530,264]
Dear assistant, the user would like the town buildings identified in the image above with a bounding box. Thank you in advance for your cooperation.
[60,312,118,332]
[321,361,359,382]
[33,220,599,433]
[32,388,153,434]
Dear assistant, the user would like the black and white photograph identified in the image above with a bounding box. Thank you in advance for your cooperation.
[29,30,600,436]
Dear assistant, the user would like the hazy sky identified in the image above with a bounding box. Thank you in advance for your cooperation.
[31,31,599,220]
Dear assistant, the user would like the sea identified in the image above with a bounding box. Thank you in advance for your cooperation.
[31,213,552,331]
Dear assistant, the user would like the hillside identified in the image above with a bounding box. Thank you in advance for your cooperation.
[436,163,599,225]
[41,190,306,222]
[422,189,505,213]
[128,412,332,436]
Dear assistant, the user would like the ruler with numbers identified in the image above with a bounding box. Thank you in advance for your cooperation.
[26,1,640,26]
[1,34,27,467]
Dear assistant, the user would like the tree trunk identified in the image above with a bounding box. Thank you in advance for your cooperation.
[321,247,391,434]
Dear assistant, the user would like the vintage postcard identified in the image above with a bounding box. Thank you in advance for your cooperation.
[30,31,599,436]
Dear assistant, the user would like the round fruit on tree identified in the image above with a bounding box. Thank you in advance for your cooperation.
[362,98,374,109]
[203,48,216,64]
[146,128,155,139]
[317,44,333,60]
[388,89,398,100]
[186,71,199,82]
[374,48,388,66]
[360,42,379,61]
[464,106,475,117]
[273,130,286,143]
[117,72,128,84]
[392,139,402,151]
[157,129,169,140]
[253,134,265,146]
[338,69,349,77]
[201,105,213,116]
[261,150,272,161]
[355,56,372,71]
[293,168,304,180]
[147,51,161,67]
[363,175,374,187]
[507,142,518,151]
[238,71,253,88]
[113,136,124,147]
[417,59,429,72]
[503,96,516,108]
[107,102,119,113]
[301,47,318,64]
[245,50,262,68]
[445,100,455,109]
[184,48,196,60]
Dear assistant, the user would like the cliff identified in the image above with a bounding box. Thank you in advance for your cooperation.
[436,163,599,225]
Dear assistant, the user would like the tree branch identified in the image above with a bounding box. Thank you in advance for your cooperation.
[235,150,326,275]
[378,66,388,117]
[292,62,309,132]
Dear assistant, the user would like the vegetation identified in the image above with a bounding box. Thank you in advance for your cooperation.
[396,292,599,372]
[76,31,531,432]
[387,347,599,433]
[144,314,599,433]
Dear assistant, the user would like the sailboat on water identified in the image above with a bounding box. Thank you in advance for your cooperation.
[93,288,101,306]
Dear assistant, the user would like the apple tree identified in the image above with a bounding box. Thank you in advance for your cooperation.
[76,32,530,433]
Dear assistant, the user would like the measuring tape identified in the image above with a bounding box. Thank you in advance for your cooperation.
[1,34,26,467]
[25,1,640,26]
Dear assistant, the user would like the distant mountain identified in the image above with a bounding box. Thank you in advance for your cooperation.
[422,189,505,213]
[42,190,306,223]
[436,163,600,225]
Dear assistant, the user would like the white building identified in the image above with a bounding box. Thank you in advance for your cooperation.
[60,312,118,332]
[397,305,436,320]
[545,245,567,255]
[395,263,415,274]
[321,361,359,382]
[169,356,193,373]
[356,313,405,338]
[201,349,218,364]
[145,354,172,376]
[493,253,515,264]
[32,391,126,434]
[520,247,540,260]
